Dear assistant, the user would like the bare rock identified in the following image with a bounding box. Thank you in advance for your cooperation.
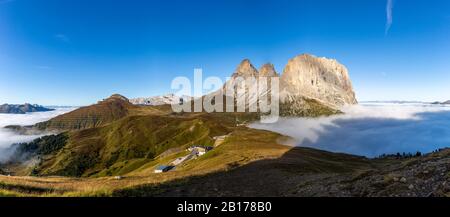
[259,63,278,77]
[280,54,357,108]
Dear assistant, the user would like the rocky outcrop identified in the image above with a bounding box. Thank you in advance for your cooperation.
[280,54,357,108]
[259,63,278,77]
[205,54,355,116]
[135,53,356,116]
[231,59,259,78]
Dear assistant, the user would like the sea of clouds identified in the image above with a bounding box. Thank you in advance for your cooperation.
[0,107,75,161]
[250,103,450,157]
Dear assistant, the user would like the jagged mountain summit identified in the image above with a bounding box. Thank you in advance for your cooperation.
[130,94,192,106]
[131,53,357,115]
[280,54,357,108]
[231,59,259,78]
[259,63,278,77]
[203,53,357,116]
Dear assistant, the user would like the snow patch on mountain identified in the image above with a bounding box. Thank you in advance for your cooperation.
[130,94,192,106]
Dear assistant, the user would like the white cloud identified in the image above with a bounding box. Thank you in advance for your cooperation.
[250,103,450,157]
[0,108,75,161]
[385,0,394,35]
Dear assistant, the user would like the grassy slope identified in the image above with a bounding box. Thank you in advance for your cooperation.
[33,114,233,177]
[34,95,138,131]
[17,93,266,178]
[0,128,291,196]
[1,126,448,197]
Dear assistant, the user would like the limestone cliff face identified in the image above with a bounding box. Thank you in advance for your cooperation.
[204,54,350,116]
[280,54,357,108]
[149,53,356,116]
[259,63,278,77]
[232,59,259,78]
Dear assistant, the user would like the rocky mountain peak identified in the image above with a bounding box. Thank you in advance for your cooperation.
[280,53,357,108]
[106,94,129,102]
[233,59,259,77]
[259,63,278,77]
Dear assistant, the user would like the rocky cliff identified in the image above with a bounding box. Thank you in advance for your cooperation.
[204,53,356,116]
[280,54,357,108]
[132,53,356,114]
[259,63,278,77]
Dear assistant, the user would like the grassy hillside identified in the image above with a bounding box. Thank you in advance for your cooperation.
[280,96,341,117]
[0,128,291,196]
[2,92,340,179]
[34,94,136,131]
[0,92,379,196]
[1,127,449,197]
[30,114,232,177]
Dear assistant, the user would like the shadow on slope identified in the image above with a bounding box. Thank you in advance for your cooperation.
[112,147,374,197]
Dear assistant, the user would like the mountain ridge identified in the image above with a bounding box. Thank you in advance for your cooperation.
[130,94,192,106]
[0,103,54,114]
[34,94,135,131]
[2,53,356,178]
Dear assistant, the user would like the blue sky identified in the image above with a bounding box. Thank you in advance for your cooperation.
[0,0,449,106]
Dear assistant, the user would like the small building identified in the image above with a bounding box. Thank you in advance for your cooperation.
[154,165,173,173]
[196,147,207,156]
[188,145,213,152]
[188,145,213,156]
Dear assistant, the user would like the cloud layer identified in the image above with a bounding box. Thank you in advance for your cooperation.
[0,108,75,161]
[251,103,450,157]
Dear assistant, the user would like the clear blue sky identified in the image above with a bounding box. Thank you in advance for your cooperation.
[0,0,449,106]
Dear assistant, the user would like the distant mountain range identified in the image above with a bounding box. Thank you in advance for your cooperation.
[130,94,192,106]
[361,100,426,104]
[359,100,450,105]
[431,100,450,105]
[0,103,54,114]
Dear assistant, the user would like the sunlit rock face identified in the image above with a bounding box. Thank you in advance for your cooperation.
[259,63,278,77]
[187,53,356,116]
[280,54,357,108]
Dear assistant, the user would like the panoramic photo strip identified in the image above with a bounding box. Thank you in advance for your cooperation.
[0,0,449,215]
